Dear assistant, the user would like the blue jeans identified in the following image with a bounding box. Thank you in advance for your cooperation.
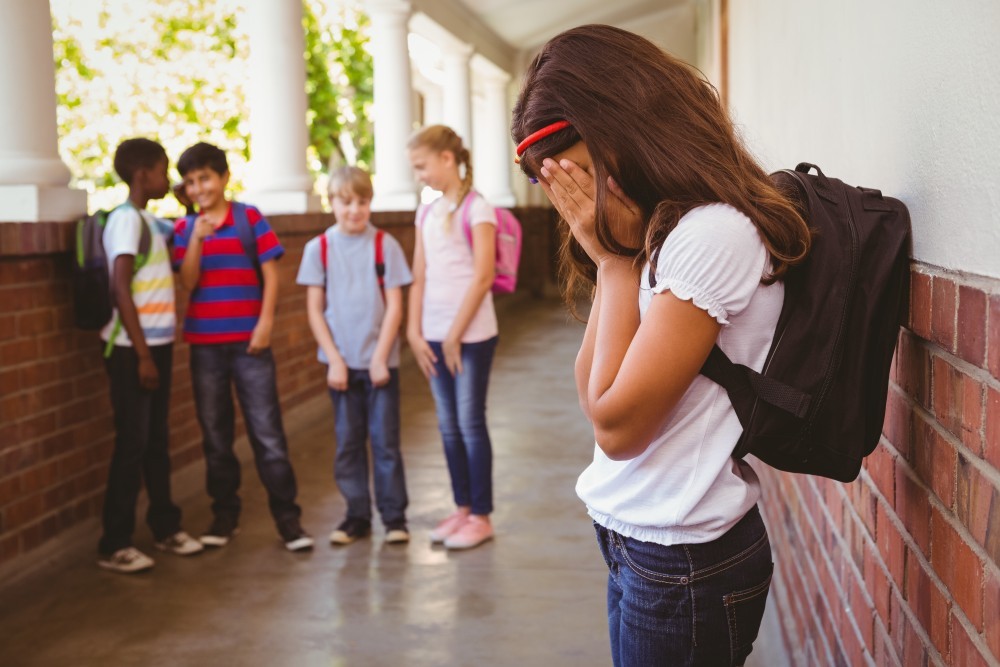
[427,336,498,515]
[99,344,181,554]
[595,506,773,667]
[190,344,301,527]
[329,368,407,525]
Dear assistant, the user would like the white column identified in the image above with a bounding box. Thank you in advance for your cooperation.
[368,0,417,211]
[475,66,515,207]
[243,0,319,214]
[442,42,474,148]
[0,0,86,222]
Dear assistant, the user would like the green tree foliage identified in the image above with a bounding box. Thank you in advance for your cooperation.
[51,0,373,215]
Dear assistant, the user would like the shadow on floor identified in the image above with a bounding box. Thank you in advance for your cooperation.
[0,295,788,667]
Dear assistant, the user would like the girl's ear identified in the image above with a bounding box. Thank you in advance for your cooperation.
[441,150,456,168]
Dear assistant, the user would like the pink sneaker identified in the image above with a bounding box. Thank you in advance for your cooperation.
[429,510,470,544]
[443,515,493,550]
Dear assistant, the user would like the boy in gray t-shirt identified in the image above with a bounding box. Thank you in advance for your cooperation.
[296,167,413,545]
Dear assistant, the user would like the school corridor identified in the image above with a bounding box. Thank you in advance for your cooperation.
[0,295,787,667]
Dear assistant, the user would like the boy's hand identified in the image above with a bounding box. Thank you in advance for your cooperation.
[173,183,193,210]
[327,358,348,391]
[369,359,390,388]
[137,354,159,391]
[247,320,272,355]
[407,334,438,379]
[193,215,217,240]
[442,337,463,376]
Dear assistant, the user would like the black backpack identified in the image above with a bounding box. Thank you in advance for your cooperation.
[72,206,151,330]
[700,163,911,482]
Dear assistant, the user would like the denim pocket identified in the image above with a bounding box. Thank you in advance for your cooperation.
[723,566,773,665]
[612,533,689,585]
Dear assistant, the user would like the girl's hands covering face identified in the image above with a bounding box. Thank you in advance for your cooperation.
[537,142,642,264]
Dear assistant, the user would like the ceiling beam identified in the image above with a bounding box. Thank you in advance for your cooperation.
[409,0,517,73]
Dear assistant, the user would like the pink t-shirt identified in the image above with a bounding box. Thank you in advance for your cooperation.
[418,193,498,343]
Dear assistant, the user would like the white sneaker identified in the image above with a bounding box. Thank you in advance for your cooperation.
[154,531,205,556]
[97,547,155,574]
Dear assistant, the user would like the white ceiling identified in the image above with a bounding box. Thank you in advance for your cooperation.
[455,0,690,51]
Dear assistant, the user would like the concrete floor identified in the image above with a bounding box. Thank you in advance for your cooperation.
[0,296,789,667]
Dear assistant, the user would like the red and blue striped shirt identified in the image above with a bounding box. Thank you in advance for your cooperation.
[173,202,284,345]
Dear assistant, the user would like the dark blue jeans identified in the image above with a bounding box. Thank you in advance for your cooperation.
[427,336,498,516]
[329,368,407,526]
[190,344,301,527]
[99,344,182,554]
[595,506,773,667]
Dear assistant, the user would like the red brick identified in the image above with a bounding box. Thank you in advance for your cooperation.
[931,277,957,352]
[955,456,1000,566]
[897,331,932,412]
[0,475,22,506]
[0,286,35,311]
[901,614,930,666]
[932,356,985,453]
[910,271,932,339]
[877,501,907,588]
[865,543,891,623]
[957,286,988,367]
[989,294,1000,380]
[866,442,896,503]
[987,387,1000,471]
[896,462,932,556]
[904,553,950,658]
[4,493,44,529]
[0,338,38,367]
[951,614,992,667]
[913,413,957,509]
[883,388,913,459]
[985,571,1000,662]
[16,310,55,337]
[931,508,984,629]
[0,314,16,341]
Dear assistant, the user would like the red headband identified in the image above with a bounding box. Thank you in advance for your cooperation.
[514,120,572,163]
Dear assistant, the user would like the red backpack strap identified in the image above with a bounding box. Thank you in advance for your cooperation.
[319,231,328,272]
[374,229,386,303]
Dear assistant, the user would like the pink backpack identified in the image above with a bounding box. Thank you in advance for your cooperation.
[417,191,522,294]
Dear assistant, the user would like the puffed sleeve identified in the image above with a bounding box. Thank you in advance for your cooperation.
[651,203,770,325]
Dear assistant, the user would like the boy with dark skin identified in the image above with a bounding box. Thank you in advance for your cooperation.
[97,138,203,573]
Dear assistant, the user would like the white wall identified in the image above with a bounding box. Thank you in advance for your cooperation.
[619,3,697,65]
[727,0,1000,279]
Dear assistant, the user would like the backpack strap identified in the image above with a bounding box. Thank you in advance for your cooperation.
[319,231,328,271]
[317,228,385,303]
[459,190,478,247]
[700,345,813,425]
[375,229,385,303]
[231,202,263,286]
[103,206,155,358]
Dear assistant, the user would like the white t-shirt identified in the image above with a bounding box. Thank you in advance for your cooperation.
[575,203,784,546]
[418,193,498,343]
[100,204,176,347]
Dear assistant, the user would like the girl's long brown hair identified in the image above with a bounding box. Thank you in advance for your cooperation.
[511,25,810,314]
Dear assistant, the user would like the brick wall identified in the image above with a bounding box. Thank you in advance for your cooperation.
[0,207,556,571]
[760,263,1000,666]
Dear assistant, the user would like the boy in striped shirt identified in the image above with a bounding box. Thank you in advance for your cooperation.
[173,142,312,552]
[97,138,204,574]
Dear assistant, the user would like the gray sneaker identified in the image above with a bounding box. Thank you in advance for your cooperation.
[200,517,239,548]
[97,547,155,574]
[154,531,205,556]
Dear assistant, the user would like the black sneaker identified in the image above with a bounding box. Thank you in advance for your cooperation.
[384,521,410,544]
[328,517,371,545]
[200,516,239,548]
[278,518,314,552]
